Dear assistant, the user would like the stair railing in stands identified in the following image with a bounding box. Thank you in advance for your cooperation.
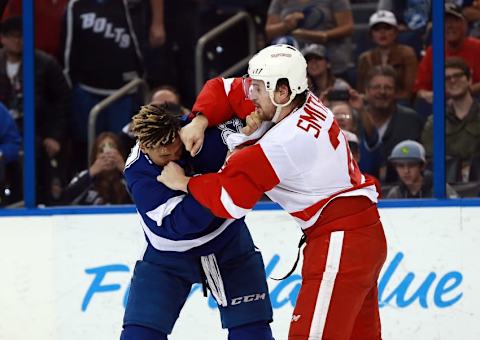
[195,11,256,94]
[87,78,145,163]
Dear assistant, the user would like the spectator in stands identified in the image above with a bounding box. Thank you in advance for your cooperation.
[0,16,71,205]
[415,3,480,106]
[128,0,166,48]
[265,0,354,77]
[357,10,418,104]
[331,101,357,133]
[350,65,423,183]
[0,101,22,207]
[151,86,180,105]
[120,86,188,153]
[343,129,360,163]
[62,132,131,205]
[386,140,458,198]
[145,0,204,107]
[343,127,385,196]
[62,0,144,173]
[1,0,68,61]
[301,43,350,98]
[377,0,431,57]
[150,85,189,115]
[448,0,480,37]
[422,56,480,183]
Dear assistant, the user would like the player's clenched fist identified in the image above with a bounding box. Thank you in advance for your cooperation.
[157,161,189,192]
[180,114,209,157]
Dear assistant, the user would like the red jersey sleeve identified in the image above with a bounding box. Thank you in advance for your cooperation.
[188,144,280,218]
[190,77,255,125]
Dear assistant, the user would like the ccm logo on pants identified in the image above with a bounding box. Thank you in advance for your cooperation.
[231,293,266,305]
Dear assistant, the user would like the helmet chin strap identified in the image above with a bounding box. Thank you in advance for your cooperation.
[268,91,296,123]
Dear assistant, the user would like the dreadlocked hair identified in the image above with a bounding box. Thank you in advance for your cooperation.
[130,103,182,149]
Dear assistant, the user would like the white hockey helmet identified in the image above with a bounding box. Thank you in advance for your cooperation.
[247,44,308,121]
[248,44,308,95]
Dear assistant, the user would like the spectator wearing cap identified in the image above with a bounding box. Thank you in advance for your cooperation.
[386,140,458,198]
[415,3,480,105]
[357,10,418,104]
[422,56,480,182]
[377,0,430,58]
[0,16,71,205]
[265,0,354,77]
[452,0,480,38]
[301,44,350,98]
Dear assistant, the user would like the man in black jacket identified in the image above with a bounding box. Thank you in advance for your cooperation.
[0,16,71,205]
[349,64,424,184]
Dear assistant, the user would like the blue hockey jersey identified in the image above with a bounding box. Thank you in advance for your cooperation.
[124,118,245,256]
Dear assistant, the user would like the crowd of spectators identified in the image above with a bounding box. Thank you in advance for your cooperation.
[0,0,479,207]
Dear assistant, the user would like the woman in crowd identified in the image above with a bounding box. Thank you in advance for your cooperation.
[62,132,131,205]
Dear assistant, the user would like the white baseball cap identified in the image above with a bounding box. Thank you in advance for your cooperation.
[369,10,397,28]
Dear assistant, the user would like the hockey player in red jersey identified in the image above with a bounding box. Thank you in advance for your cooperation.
[158,44,387,340]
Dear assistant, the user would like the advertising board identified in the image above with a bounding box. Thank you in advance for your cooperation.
[0,207,478,339]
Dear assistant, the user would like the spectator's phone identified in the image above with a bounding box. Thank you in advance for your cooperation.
[327,89,350,101]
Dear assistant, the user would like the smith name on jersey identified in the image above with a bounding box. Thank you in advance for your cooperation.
[124,118,247,256]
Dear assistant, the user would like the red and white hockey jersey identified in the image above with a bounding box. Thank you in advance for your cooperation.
[188,78,379,230]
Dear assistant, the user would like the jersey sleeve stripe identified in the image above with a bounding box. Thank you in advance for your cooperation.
[188,174,234,218]
[222,77,234,96]
[139,214,235,252]
[124,143,141,170]
[220,187,251,218]
[146,194,186,226]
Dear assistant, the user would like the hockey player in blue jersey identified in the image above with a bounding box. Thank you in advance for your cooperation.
[120,103,274,340]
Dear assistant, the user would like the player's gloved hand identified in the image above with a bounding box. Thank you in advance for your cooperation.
[241,109,263,135]
[157,161,190,193]
[180,114,208,157]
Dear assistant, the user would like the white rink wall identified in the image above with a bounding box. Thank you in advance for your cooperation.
[0,207,479,340]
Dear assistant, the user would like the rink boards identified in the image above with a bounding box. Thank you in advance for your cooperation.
[0,206,479,340]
